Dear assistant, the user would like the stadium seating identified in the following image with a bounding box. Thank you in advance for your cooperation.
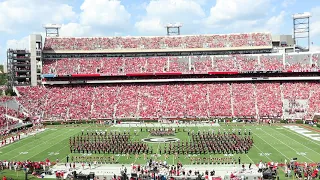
[256,83,282,117]
[207,83,232,117]
[42,52,320,75]
[43,33,272,51]
[312,53,320,68]
[232,83,256,117]
[259,54,283,71]
[14,80,320,120]
[191,56,213,73]
[284,54,311,71]
[236,55,259,71]
[0,105,24,129]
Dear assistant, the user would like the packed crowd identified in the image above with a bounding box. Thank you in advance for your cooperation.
[1,125,44,147]
[0,106,25,129]
[43,33,272,51]
[15,82,320,120]
[69,131,150,154]
[42,52,320,75]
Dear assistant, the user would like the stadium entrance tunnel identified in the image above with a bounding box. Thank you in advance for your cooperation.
[142,137,180,143]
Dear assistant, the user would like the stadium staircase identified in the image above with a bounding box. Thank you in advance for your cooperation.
[206,85,210,117]
[90,92,95,118]
[13,86,21,97]
[230,83,235,117]
[112,87,122,119]
[136,91,141,118]
[280,84,285,119]
[253,84,259,118]
[5,114,23,122]
[305,89,313,119]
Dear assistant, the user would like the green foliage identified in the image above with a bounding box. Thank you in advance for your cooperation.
[5,88,16,96]
[295,120,304,124]
[0,64,7,85]
[280,120,287,123]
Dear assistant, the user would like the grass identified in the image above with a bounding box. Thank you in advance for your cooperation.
[1,123,320,179]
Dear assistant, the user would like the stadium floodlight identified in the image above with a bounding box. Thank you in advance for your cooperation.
[292,12,311,19]
[292,12,311,51]
[164,22,183,36]
[43,24,62,37]
[43,24,62,29]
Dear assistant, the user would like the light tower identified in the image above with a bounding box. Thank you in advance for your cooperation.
[43,24,62,37]
[292,12,311,51]
[164,23,183,36]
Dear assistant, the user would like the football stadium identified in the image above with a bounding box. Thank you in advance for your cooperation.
[1,12,320,180]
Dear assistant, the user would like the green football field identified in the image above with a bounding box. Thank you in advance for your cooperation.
[1,123,320,167]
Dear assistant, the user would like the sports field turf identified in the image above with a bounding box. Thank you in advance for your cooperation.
[1,124,320,166]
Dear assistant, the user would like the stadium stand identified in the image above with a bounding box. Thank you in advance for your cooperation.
[259,54,283,71]
[43,33,272,51]
[0,106,24,129]
[42,53,320,76]
[13,82,320,120]
[5,32,319,122]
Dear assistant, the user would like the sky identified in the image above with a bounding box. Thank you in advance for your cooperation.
[0,0,320,64]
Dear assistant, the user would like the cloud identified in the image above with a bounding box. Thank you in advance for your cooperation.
[282,0,296,8]
[60,23,92,37]
[0,0,77,33]
[6,36,29,50]
[59,0,132,37]
[79,0,131,31]
[205,0,272,28]
[135,0,206,35]
[262,11,286,33]
[310,7,320,40]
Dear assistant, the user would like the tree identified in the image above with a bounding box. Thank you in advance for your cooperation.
[0,64,7,85]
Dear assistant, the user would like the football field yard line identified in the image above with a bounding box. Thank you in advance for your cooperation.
[11,129,79,160]
[252,129,290,160]
[2,129,72,159]
[0,131,54,153]
[26,129,82,161]
[60,126,92,162]
[281,127,320,147]
[0,129,52,151]
[252,144,273,162]
[260,128,313,162]
[267,126,320,157]
[117,125,135,163]
[245,154,255,164]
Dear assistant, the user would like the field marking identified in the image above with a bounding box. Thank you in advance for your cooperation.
[234,126,274,164]
[245,154,255,164]
[21,130,80,161]
[0,129,48,150]
[116,125,136,163]
[260,128,313,162]
[281,126,320,147]
[253,129,290,160]
[1,129,70,157]
[61,126,93,162]
[10,129,78,160]
[268,126,320,157]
